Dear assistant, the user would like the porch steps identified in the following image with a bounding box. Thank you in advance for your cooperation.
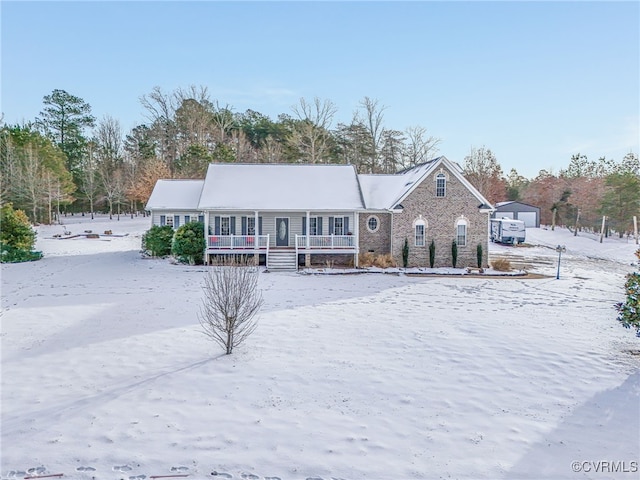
[267,251,298,271]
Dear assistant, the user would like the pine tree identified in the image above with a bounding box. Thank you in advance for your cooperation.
[38,89,96,183]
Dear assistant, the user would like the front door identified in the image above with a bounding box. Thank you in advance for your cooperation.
[275,217,289,247]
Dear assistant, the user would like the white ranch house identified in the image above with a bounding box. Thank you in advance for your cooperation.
[145,157,494,270]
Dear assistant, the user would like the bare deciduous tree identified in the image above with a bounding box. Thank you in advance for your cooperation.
[355,96,387,173]
[140,86,178,172]
[130,157,171,206]
[402,125,441,169]
[198,259,264,355]
[290,97,337,163]
[80,142,100,218]
[259,134,283,163]
[463,146,507,204]
[95,116,125,219]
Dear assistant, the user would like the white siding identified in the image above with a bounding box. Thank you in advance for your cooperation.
[151,210,202,228]
[205,211,356,247]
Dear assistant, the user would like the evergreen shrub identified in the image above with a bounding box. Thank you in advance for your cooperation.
[0,203,41,263]
[452,240,458,268]
[142,225,174,257]
[172,221,205,265]
[429,240,436,268]
[615,250,640,337]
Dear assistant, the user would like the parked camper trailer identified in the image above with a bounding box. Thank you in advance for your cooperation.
[490,218,526,245]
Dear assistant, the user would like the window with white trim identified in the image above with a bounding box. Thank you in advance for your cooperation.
[456,218,468,246]
[367,215,379,233]
[221,216,231,236]
[414,218,426,247]
[333,217,344,235]
[436,173,446,197]
[309,217,318,235]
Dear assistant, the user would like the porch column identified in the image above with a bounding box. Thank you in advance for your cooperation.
[254,210,259,265]
[305,210,311,267]
[203,211,209,265]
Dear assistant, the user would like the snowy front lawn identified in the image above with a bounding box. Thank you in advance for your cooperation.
[1,217,639,479]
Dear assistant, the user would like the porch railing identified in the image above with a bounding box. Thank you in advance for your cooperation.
[295,234,356,249]
[207,234,269,249]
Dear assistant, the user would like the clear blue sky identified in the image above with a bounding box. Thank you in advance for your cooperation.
[2,1,638,178]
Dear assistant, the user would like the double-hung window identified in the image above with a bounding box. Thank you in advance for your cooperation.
[247,217,256,236]
[309,217,318,236]
[220,216,231,236]
[333,217,344,236]
[415,222,425,247]
[456,219,467,246]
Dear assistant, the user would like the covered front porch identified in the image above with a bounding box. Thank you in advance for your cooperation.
[203,211,360,269]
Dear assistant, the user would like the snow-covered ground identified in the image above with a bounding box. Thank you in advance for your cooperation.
[2,215,639,480]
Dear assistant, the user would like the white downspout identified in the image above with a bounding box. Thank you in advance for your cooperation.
[354,212,359,267]
[390,211,394,257]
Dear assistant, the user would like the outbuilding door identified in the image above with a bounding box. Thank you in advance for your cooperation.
[518,211,537,228]
[275,217,289,247]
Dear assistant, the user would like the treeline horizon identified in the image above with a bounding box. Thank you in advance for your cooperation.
[1,86,638,234]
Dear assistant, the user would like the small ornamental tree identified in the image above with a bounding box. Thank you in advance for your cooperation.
[477,243,483,268]
[142,225,174,257]
[615,249,640,337]
[0,203,42,263]
[172,221,205,265]
[429,239,436,268]
[199,258,264,355]
[402,238,409,268]
[452,240,458,268]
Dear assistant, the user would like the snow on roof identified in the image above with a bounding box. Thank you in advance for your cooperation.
[198,164,365,211]
[358,174,409,210]
[359,157,493,210]
[359,158,440,210]
[145,180,204,210]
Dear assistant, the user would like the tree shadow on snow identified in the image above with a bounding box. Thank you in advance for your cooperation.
[507,370,640,479]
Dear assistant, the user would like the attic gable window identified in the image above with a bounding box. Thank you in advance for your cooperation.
[436,173,446,197]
